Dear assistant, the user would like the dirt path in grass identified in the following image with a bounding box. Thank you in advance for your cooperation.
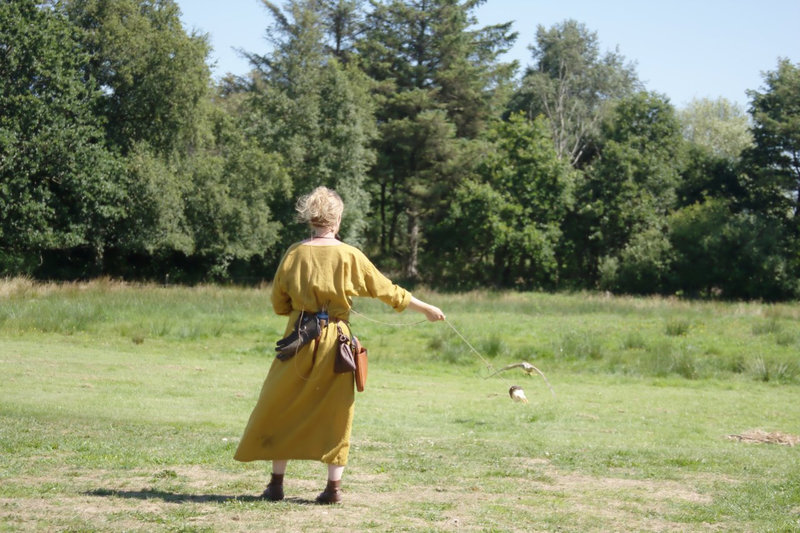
[0,462,729,532]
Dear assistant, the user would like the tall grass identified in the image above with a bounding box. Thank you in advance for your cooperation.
[3,278,800,384]
[0,277,273,343]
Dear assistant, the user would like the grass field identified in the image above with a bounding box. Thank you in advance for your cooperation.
[1,279,799,531]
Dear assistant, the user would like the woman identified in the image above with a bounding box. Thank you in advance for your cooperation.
[234,186,445,504]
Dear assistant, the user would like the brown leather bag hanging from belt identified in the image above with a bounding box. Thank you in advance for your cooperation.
[353,336,367,392]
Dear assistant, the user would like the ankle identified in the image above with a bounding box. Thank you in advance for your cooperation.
[316,479,342,504]
[261,473,285,501]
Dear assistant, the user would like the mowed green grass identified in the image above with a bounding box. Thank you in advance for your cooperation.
[1,279,799,531]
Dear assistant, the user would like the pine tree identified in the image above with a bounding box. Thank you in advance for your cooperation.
[244,0,376,246]
[359,0,516,277]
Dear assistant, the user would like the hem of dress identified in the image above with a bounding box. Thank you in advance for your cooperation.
[234,455,348,466]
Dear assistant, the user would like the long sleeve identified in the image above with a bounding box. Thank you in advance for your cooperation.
[353,250,411,312]
[270,252,293,316]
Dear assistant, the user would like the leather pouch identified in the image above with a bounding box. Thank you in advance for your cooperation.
[334,324,356,373]
[275,312,321,360]
[354,337,367,392]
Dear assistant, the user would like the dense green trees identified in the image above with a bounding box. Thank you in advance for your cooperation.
[63,0,211,156]
[744,58,800,221]
[589,91,685,292]
[1,0,798,298]
[432,113,574,289]
[0,1,124,273]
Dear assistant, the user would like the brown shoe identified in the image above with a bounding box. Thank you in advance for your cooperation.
[315,479,342,504]
[261,473,284,501]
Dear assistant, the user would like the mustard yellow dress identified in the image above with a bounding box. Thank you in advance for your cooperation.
[234,241,411,466]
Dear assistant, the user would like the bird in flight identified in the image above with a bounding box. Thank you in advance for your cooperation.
[509,385,528,403]
[487,361,539,378]
[485,361,556,398]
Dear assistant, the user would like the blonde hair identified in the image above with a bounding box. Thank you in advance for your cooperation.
[295,186,344,228]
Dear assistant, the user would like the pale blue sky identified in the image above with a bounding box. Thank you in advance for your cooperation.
[176,0,799,110]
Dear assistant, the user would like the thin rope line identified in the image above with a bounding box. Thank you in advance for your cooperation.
[349,307,428,327]
[350,308,495,372]
[350,305,553,396]
[444,318,495,372]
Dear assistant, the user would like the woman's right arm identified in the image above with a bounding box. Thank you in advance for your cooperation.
[354,248,444,320]
[407,296,445,322]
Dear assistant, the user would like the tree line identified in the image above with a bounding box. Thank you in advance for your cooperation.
[2,0,799,299]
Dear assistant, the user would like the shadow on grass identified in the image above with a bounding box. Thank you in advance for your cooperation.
[85,488,316,505]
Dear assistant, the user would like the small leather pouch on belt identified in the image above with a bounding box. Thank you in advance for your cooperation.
[353,336,368,392]
[334,324,357,373]
[275,312,322,360]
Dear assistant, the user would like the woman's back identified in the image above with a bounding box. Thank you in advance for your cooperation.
[271,241,411,321]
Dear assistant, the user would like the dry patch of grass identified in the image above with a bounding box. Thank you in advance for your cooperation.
[0,463,727,532]
[727,429,800,446]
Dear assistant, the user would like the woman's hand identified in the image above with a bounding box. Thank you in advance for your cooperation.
[422,304,446,322]
[409,297,445,322]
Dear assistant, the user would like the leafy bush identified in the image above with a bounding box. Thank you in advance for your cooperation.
[599,227,674,294]
[669,200,799,300]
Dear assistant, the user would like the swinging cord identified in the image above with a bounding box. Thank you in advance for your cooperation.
[349,308,495,373]
[349,307,428,327]
[443,318,495,372]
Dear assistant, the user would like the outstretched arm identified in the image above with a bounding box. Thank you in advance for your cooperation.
[407,296,445,322]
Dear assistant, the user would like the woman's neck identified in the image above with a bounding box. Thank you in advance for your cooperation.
[312,229,337,239]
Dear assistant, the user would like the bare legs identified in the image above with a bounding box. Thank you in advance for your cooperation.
[317,465,343,504]
[327,464,344,481]
[271,460,287,475]
[271,460,342,481]
[262,461,287,501]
